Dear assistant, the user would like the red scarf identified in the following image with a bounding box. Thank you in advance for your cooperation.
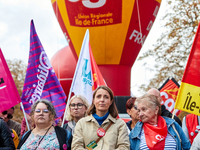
[143,116,168,150]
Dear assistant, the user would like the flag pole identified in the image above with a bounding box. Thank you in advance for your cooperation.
[61,89,72,127]
[20,102,30,131]
[61,29,89,127]
[172,108,176,119]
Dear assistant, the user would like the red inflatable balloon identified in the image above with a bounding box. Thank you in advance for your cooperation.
[51,0,162,95]
[51,46,76,97]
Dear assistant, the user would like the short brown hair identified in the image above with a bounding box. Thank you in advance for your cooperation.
[87,85,118,118]
[126,97,136,110]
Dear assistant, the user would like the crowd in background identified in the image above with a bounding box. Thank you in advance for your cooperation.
[0,86,199,149]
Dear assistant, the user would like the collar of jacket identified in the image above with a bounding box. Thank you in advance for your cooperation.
[86,114,117,124]
[130,116,176,139]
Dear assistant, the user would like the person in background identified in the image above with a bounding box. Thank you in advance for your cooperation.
[129,94,190,150]
[191,131,200,150]
[56,114,68,127]
[182,114,200,144]
[63,95,90,135]
[126,97,139,132]
[17,99,72,150]
[11,129,19,148]
[72,85,130,150]
[20,113,32,137]
[0,117,15,149]
[0,107,21,138]
[147,88,182,126]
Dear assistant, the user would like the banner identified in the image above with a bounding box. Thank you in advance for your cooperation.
[175,22,200,116]
[0,49,21,112]
[158,78,181,116]
[71,29,106,104]
[21,20,66,122]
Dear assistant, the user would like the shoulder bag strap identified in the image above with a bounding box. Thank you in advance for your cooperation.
[96,122,113,144]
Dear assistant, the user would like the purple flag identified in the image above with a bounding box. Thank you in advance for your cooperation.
[21,20,66,123]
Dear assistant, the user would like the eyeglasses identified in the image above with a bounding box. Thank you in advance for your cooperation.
[133,106,137,110]
[35,109,49,113]
[2,111,13,119]
[69,103,85,109]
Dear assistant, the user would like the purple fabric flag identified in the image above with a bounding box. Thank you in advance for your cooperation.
[21,20,66,123]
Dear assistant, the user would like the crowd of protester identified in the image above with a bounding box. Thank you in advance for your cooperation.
[0,85,199,149]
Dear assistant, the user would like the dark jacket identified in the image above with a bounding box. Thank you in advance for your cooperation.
[126,120,132,131]
[0,118,15,149]
[161,105,182,126]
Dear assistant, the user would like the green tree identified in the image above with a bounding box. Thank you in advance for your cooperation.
[7,59,27,123]
[139,0,200,92]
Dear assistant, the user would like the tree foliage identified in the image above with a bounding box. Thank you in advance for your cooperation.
[138,0,200,92]
[7,59,27,123]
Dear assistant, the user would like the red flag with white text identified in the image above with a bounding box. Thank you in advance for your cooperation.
[159,78,181,116]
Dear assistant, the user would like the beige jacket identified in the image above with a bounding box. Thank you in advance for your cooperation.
[72,114,130,150]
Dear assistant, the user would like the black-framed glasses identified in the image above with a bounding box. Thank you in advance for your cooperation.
[69,103,85,109]
[2,111,13,119]
[133,106,137,110]
[35,109,49,114]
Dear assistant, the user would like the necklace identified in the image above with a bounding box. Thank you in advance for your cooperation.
[34,125,52,150]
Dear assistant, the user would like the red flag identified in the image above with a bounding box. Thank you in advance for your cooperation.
[89,42,106,91]
[0,49,21,112]
[175,22,200,115]
[159,78,181,116]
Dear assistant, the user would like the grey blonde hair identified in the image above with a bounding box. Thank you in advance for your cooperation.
[135,94,161,115]
[65,95,90,121]
[30,99,56,124]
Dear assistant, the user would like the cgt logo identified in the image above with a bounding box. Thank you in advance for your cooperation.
[68,0,106,8]
[155,134,165,141]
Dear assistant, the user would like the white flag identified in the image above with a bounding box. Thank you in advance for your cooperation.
[71,29,93,104]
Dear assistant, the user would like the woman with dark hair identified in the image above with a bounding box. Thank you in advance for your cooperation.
[17,99,72,150]
[72,85,130,150]
[126,97,139,132]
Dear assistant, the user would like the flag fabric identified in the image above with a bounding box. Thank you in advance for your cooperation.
[158,78,181,116]
[21,20,66,122]
[175,22,200,116]
[0,49,21,112]
[71,29,106,104]
[90,42,107,91]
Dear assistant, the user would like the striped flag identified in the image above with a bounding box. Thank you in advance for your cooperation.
[21,20,66,122]
[175,22,200,116]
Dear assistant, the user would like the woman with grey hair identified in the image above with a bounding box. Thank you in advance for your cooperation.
[17,99,72,150]
[129,94,190,150]
[63,95,89,135]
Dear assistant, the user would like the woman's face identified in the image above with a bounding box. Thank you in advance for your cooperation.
[70,98,87,119]
[93,88,112,114]
[127,105,139,121]
[137,102,159,125]
[33,103,51,125]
